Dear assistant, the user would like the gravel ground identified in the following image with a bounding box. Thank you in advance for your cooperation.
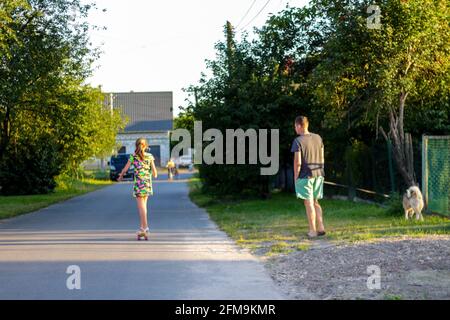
[264,236,450,300]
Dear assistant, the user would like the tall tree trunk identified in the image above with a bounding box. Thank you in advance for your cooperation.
[380,92,417,188]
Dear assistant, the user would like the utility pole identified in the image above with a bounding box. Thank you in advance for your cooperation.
[226,21,234,54]
[103,92,115,171]
[109,93,114,115]
[226,21,235,77]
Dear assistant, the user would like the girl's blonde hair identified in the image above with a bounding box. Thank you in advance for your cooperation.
[134,138,149,161]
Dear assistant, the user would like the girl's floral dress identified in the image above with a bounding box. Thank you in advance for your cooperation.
[128,152,154,197]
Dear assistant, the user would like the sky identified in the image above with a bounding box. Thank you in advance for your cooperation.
[83,0,310,116]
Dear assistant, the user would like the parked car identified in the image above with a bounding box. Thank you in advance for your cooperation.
[176,155,193,168]
[108,154,134,181]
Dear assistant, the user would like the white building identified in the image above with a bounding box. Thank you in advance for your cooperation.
[109,91,173,166]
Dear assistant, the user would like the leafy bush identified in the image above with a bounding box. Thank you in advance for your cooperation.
[0,136,62,196]
[385,192,404,216]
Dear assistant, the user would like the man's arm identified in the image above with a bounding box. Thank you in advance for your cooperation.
[321,146,324,163]
[293,151,301,181]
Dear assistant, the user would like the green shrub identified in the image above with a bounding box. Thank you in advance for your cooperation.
[385,192,404,216]
[0,136,62,195]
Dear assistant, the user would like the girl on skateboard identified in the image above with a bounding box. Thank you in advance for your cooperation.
[117,138,158,240]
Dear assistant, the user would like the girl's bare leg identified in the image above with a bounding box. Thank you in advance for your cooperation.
[136,196,148,229]
[143,196,149,228]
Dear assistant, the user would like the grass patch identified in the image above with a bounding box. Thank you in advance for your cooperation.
[0,172,113,220]
[189,178,450,255]
[268,242,294,255]
[82,169,111,181]
[295,243,311,251]
[384,294,403,300]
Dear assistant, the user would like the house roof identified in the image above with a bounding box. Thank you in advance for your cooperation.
[104,91,173,132]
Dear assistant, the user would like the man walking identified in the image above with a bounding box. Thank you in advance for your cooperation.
[291,116,326,238]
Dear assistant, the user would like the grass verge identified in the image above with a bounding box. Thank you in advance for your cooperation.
[0,171,113,220]
[188,177,450,256]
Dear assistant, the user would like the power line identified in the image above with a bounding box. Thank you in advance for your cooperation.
[239,0,272,31]
[235,0,258,29]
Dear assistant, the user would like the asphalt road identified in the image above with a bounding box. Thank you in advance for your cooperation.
[0,173,284,300]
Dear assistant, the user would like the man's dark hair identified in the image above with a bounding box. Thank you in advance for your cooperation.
[295,116,309,127]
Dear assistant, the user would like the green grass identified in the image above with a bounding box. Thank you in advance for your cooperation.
[189,177,450,255]
[0,171,113,220]
[82,169,111,180]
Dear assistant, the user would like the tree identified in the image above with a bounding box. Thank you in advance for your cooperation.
[186,10,323,196]
[185,0,449,197]
[1,0,96,152]
[309,0,450,187]
[48,83,126,177]
[0,0,126,194]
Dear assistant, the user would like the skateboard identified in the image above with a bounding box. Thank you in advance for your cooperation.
[137,229,149,241]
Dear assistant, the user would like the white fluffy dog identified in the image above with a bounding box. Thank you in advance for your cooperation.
[402,186,424,221]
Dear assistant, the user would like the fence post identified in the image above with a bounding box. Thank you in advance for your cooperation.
[422,135,428,211]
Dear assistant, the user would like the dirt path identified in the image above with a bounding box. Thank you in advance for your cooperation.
[263,235,450,300]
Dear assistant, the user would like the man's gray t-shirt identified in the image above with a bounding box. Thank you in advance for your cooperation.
[291,133,325,179]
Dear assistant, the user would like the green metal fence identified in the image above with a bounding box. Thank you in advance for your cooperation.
[422,135,450,216]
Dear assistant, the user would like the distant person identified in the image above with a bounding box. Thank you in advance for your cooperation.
[174,161,180,179]
[166,158,176,180]
[118,138,158,240]
[291,116,326,238]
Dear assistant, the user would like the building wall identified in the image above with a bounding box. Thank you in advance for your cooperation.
[116,132,170,166]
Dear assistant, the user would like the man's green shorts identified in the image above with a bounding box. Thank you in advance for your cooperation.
[295,176,324,200]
